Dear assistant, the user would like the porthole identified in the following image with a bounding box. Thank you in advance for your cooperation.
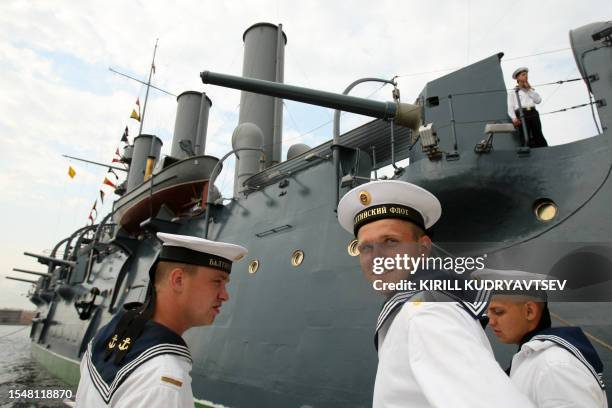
[533,199,558,222]
[291,250,304,267]
[347,239,360,257]
[248,260,259,274]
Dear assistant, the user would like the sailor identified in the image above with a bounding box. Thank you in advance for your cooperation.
[337,180,535,408]
[482,269,608,407]
[508,67,548,148]
[75,232,247,407]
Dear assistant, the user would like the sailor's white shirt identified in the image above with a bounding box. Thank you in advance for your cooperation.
[510,338,608,408]
[507,88,542,119]
[373,301,536,408]
[75,352,194,407]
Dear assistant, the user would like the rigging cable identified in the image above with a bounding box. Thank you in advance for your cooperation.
[395,47,572,78]
[539,101,598,116]
[503,47,571,62]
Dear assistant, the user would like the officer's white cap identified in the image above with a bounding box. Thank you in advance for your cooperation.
[512,67,529,79]
[337,180,441,236]
[157,233,247,273]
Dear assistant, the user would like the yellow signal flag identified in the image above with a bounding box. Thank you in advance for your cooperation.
[68,166,76,179]
[103,177,117,189]
[130,109,141,122]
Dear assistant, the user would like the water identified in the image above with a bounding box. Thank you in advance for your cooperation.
[0,325,75,408]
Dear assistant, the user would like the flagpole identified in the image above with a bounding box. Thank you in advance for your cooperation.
[139,38,158,136]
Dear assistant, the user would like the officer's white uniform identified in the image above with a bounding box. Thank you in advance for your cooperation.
[510,334,608,407]
[337,180,536,408]
[76,352,193,407]
[75,233,247,407]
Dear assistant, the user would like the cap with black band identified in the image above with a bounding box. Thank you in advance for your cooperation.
[337,180,442,237]
[159,246,233,274]
[156,232,247,274]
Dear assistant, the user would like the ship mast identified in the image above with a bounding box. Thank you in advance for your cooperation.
[108,39,175,131]
[139,38,158,136]
[107,39,173,183]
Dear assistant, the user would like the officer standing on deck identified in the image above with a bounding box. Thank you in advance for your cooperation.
[337,180,535,408]
[482,269,608,407]
[75,233,247,407]
[508,67,548,148]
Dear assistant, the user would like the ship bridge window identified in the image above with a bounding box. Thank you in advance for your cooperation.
[426,96,440,107]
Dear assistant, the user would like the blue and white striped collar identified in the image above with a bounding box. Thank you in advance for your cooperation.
[529,327,605,389]
[374,271,490,350]
[86,311,192,403]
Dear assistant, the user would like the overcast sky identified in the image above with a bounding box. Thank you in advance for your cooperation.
[0,0,607,309]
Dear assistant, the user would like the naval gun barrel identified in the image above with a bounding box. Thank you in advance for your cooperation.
[12,268,52,277]
[200,71,421,131]
[5,276,39,284]
[23,252,76,267]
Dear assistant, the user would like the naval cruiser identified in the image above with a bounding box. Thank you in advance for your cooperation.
[8,20,612,407]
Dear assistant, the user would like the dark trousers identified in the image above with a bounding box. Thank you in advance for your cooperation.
[516,109,548,148]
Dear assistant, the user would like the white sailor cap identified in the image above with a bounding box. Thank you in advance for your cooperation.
[157,232,247,274]
[337,180,442,236]
[512,66,529,79]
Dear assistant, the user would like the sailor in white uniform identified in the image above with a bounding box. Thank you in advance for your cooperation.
[482,269,608,407]
[507,66,547,147]
[337,180,535,408]
[75,233,247,407]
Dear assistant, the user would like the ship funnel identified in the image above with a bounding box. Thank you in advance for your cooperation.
[126,134,162,192]
[171,91,212,159]
[239,23,287,169]
[232,123,264,194]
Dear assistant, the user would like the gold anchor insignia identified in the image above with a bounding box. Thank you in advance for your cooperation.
[359,191,371,206]
[118,337,131,351]
[108,335,118,349]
